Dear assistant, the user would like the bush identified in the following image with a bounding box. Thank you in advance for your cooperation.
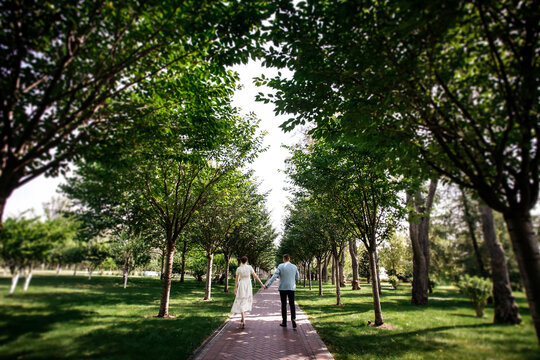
[457,275,492,317]
[388,275,400,290]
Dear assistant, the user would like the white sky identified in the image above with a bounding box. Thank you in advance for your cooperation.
[4,60,299,236]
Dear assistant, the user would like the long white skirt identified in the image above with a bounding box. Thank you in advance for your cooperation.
[231,278,253,313]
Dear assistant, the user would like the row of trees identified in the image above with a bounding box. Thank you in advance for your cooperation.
[258,0,539,344]
[0,0,279,317]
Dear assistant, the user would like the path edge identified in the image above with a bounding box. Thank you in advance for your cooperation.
[189,286,265,360]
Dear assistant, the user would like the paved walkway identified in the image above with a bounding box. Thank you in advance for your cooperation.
[191,280,333,360]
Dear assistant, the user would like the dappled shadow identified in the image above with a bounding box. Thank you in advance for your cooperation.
[0,276,235,360]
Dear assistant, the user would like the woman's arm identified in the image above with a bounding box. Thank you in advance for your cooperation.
[234,274,239,295]
[252,269,266,288]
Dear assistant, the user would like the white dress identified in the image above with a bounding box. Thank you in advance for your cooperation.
[231,264,254,313]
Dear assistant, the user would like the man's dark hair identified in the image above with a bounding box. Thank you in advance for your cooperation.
[241,256,248,264]
[283,254,290,261]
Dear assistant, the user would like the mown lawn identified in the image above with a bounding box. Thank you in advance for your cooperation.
[0,275,244,360]
[296,281,539,360]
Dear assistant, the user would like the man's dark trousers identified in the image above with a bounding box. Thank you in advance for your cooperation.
[279,290,296,323]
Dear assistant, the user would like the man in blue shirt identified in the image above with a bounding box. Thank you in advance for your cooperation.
[265,254,300,328]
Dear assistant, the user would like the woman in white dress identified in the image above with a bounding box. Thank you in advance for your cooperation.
[231,256,266,329]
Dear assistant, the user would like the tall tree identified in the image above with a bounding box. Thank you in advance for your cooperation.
[0,0,272,224]
[286,141,404,324]
[262,0,540,342]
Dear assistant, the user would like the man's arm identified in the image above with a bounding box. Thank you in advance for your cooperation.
[295,267,300,281]
[265,266,281,287]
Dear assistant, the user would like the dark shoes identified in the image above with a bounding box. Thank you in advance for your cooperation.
[292,320,297,328]
[279,323,287,327]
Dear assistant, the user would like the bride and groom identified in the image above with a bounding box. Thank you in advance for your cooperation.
[231,254,300,329]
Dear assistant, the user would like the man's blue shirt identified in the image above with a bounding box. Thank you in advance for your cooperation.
[265,262,300,291]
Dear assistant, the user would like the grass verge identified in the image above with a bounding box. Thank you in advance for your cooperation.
[295,281,538,360]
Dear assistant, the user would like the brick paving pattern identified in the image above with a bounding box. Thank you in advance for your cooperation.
[191,280,333,360]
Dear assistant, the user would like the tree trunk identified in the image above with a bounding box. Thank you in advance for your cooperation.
[408,179,437,305]
[204,253,214,301]
[224,253,230,293]
[317,257,323,296]
[339,248,346,287]
[9,267,22,296]
[157,238,176,317]
[56,264,61,276]
[461,189,487,275]
[303,263,307,287]
[308,261,312,290]
[73,264,78,276]
[349,240,361,290]
[160,247,166,280]
[180,240,188,283]
[333,247,342,305]
[479,205,521,324]
[368,248,384,326]
[23,264,33,291]
[503,210,540,344]
[122,254,130,289]
[88,267,93,280]
[375,251,382,296]
[331,255,336,285]
[322,254,329,282]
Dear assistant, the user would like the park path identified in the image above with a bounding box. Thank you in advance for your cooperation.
[190,280,334,360]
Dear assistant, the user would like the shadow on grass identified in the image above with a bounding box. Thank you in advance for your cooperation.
[0,276,234,360]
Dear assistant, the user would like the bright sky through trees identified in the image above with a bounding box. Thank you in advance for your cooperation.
[3,60,298,239]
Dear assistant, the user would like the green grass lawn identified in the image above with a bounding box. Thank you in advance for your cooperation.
[295,281,539,360]
[0,275,246,360]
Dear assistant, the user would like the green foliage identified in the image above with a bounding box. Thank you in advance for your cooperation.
[0,0,272,209]
[388,275,400,290]
[378,233,412,280]
[457,275,493,317]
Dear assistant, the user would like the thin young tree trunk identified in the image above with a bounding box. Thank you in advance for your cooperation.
[160,247,166,280]
[339,248,346,287]
[23,264,33,291]
[479,205,521,324]
[73,264,77,276]
[180,240,188,283]
[333,248,342,305]
[9,267,22,296]
[349,240,361,290]
[317,257,323,296]
[308,261,312,290]
[331,255,336,285]
[323,254,329,282]
[158,238,176,317]
[461,189,487,275]
[375,251,382,296]
[224,253,230,293]
[204,253,214,301]
[122,255,130,289]
[503,211,540,344]
[303,263,306,288]
[368,248,384,326]
[56,264,61,276]
[88,267,93,280]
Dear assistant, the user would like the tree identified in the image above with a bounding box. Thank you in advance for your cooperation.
[262,0,540,342]
[0,0,272,224]
[190,172,256,301]
[64,67,263,317]
[286,141,405,324]
[407,179,438,304]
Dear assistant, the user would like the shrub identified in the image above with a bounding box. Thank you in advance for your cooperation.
[457,275,492,317]
[388,275,400,290]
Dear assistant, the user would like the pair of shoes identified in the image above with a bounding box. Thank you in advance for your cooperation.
[279,323,287,327]
[292,320,297,328]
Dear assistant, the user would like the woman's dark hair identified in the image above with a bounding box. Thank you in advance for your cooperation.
[240,256,248,264]
[283,254,290,261]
